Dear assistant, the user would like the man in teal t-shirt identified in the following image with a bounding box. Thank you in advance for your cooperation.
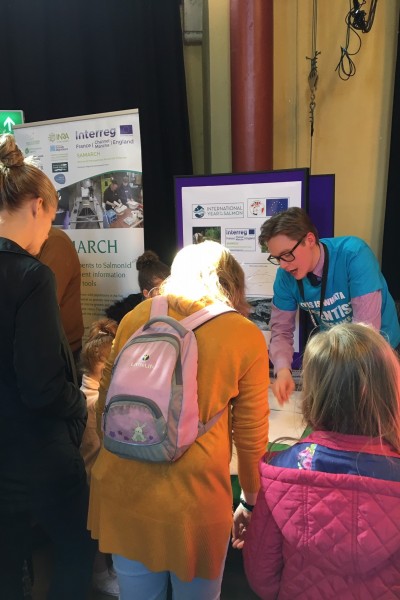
[259,207,400,404]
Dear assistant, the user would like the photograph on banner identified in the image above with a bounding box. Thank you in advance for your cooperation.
[176,170,307,352]
[14,109,144,335]
[56,171,143,230]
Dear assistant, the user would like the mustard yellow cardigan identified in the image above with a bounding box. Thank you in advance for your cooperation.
[88,298,269,581]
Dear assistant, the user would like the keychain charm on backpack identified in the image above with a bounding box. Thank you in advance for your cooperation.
[102,295,235,463]
[132,422,147,442]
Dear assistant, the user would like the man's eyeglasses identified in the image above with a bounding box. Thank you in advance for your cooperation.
[267,234,306,266]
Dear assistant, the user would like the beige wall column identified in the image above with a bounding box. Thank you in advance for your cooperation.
[230,0,273,172]
[203,0,232,174]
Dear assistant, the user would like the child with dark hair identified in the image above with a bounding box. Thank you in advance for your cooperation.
[79,318,119,597]
[105,250,170,323]
[136,250,170,297]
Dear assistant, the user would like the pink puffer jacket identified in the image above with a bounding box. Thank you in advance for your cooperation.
[243,432,400,599]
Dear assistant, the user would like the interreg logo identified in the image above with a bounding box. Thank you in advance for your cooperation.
[75,127,116,139]
[48,132,69,142]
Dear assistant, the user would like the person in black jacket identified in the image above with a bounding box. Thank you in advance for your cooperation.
[0,134,95,600]
[103,177,122,210]
[105,250,171,323]
[118,175,134,205]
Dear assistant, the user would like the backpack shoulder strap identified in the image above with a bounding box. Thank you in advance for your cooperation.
[149,297,236,332]
[198,406,227,437]
[182,302,237,331]
[149,295,168,318]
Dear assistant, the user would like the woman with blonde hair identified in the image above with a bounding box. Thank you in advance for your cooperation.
[0,133,95,599]
[89,240,270,599]
[244,323,400,599]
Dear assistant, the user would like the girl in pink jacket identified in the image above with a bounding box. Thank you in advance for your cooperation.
[244,322,400,599]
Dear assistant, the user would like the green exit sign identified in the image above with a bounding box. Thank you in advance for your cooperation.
[0,110,24,134]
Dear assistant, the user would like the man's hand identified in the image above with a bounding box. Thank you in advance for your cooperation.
[271,368,295,405]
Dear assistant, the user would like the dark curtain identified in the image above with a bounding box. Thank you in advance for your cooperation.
[382,14,400,301]
[0,0,192,265]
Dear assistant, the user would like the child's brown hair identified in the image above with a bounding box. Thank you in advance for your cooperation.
[302,323,400,451]
[80,318,118,376]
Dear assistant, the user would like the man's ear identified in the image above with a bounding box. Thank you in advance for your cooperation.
[31,197,44,217]
[306,232,317,247]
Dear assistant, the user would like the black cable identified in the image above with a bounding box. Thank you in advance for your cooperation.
[335,1,362,80]
[350,0,378,33]
[336,0,378,81]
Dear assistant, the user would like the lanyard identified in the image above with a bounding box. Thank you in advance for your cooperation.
[297,243,329,328]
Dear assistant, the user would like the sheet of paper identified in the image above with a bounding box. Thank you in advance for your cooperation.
[230,389,305,475]
[267,389,302,413]
[268,408,305,445]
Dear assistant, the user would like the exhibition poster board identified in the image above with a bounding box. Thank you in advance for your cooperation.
[309,174,335,238]
[175,169,308,366]
[14,109,144,336]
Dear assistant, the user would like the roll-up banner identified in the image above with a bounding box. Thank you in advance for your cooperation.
[14,109,144,337]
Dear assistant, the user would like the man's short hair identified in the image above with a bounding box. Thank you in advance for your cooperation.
[258,207,319,249]
[110,178,118,185]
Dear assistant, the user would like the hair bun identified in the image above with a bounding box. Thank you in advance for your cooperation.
[136,250,160,271]
[87,318,117,340]
[0,134,24,168]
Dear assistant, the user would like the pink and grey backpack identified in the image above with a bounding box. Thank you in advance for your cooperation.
[102,295,235,462]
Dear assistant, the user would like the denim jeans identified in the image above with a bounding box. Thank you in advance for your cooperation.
[113,550,228,600]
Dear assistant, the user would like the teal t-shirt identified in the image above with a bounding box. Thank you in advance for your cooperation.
[273,236,400,348]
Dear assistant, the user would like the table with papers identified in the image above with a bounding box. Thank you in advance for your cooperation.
[230,389,305,476]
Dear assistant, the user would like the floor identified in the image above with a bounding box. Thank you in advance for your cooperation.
[30,533,259,600]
